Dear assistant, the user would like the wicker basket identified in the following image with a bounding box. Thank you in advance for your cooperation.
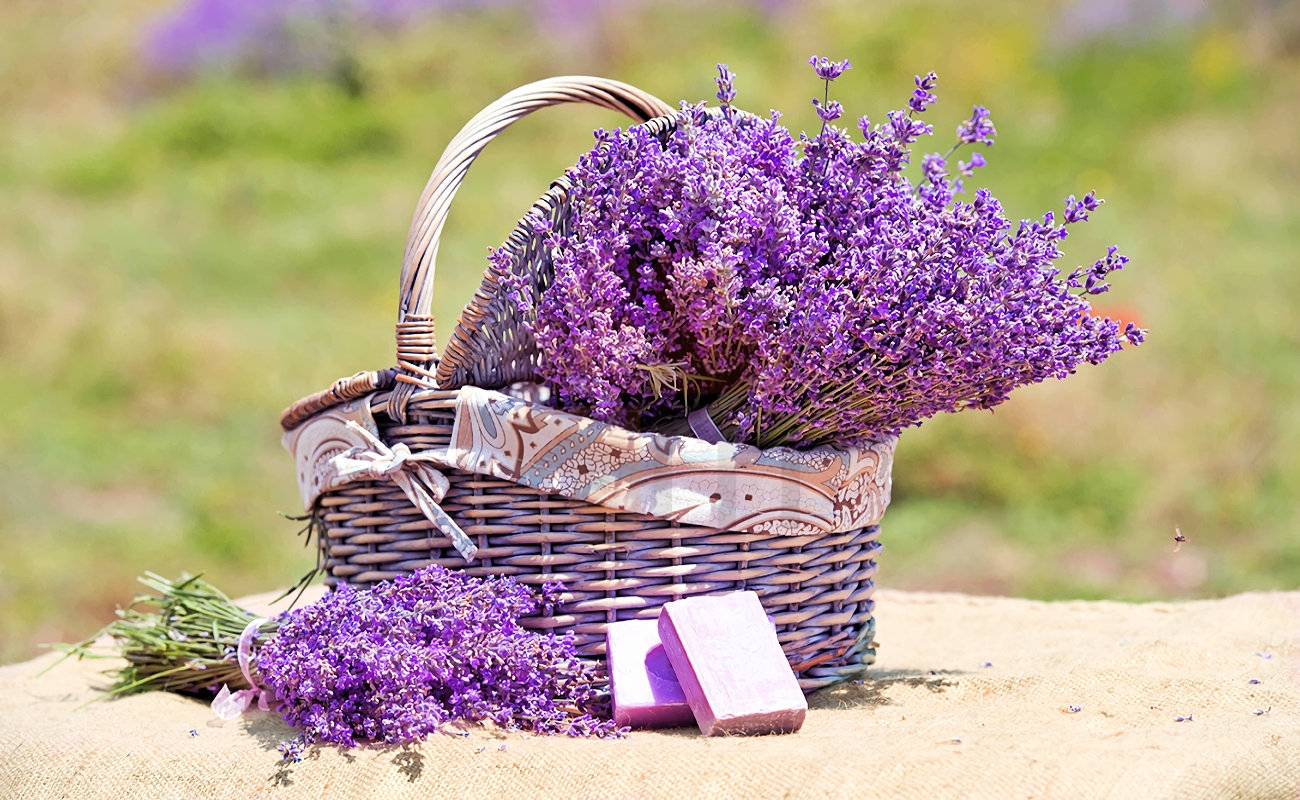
[280,77,894,690]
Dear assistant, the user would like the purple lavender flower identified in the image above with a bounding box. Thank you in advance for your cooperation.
[1064,191,1101,223]
[257,566,625,746]
[812,98,844,123]
[503,103,811,425]
[1076,244,1130,296]
[715,63,737,106]
[808,55,852,82]
[807,55,852,132]
[1124,322,1145,346]
[502,61,1143,447]
[957,105,997,146]
[140,0,527,82]
[887,109,933,146]
[917,152,955,208]
[277,735,306,762]
[958,151,987,177]
[910,72,938,113]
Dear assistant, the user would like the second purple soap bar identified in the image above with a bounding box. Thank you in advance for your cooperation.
[657,591,807,736]
[606,618,695,729]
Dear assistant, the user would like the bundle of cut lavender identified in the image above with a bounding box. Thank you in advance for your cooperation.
[500,58,1144,448]
[56,567,624,755]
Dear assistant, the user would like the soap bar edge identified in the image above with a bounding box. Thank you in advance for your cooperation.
[657,606,720,734]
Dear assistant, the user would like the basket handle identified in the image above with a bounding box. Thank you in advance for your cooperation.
[394,76,674,375]
[280,77,674,431]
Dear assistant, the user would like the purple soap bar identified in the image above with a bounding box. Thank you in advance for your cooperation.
[606,618,696,729]
[658,591,807,736]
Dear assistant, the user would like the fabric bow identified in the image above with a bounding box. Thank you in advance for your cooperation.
[211,617,273,720]
[329,421,478,561]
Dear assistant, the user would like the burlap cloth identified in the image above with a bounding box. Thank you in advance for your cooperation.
[2,589,1297,800]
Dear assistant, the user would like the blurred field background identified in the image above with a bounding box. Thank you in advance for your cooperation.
[2,0,1298,664]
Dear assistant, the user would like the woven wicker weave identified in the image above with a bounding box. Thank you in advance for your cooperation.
[281,77,891,690]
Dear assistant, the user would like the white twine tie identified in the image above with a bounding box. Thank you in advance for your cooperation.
[330,421,478,561]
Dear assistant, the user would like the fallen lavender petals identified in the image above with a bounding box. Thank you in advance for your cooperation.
[278,735,306,763]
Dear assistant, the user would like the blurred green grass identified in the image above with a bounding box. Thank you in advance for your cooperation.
[2,0,1297,663]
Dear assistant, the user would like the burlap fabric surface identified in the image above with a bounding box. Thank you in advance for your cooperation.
[2,589,1296,800]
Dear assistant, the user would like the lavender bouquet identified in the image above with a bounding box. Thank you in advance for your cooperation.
[500,58,1144,449]
[57,567,624,755]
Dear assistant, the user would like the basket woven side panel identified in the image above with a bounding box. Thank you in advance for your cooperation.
[433,177,571,392]
[314,390,880,690]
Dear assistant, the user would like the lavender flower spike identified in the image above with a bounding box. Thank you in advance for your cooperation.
[958,105,997,145]
[958,152,987,176]
[910,72,938,113]
[808,55,852,82]
[1064,191,1101,224]
[1124,322,1145,346]
[715,64,736,106]
[813,98,844,123]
